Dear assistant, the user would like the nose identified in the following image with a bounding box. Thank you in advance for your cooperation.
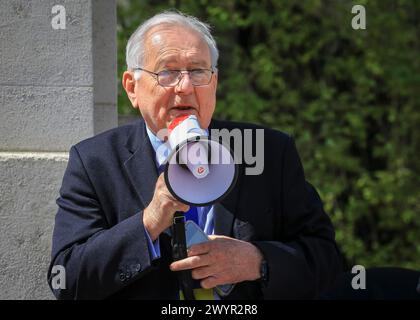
[174,71,194,95]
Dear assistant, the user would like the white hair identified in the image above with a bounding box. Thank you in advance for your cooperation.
[125,11,219,71]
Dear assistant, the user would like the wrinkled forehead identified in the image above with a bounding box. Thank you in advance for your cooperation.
[143,24,211,67]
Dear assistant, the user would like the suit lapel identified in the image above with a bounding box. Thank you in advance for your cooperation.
[123,119,158,208]
[213,203,234,236]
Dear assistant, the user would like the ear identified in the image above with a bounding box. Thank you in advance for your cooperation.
[211,70,218,91]
[122,71,138,108]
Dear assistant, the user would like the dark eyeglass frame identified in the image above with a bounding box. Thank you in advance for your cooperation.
[133,67,214,87]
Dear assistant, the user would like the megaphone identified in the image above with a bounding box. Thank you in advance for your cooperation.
[163,115,238,207]
[163,115,238,300]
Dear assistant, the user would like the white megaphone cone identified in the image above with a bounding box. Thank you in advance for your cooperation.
[164,115,238,206]
[167,115,210,179]
[177,142,209,179]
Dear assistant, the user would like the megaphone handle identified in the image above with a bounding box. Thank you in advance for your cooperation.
[171,211,196,300]
[172,212,188,260]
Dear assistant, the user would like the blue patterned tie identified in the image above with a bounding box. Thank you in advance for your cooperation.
[185,206,199,225]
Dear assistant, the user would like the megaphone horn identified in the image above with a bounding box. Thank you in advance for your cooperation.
[164,115,238,207]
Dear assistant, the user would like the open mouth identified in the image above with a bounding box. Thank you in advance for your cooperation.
[172,106,195,111]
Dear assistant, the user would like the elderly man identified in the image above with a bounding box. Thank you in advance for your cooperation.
[48,11,341,300]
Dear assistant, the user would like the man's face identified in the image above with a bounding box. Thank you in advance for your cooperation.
[123,24,218,135]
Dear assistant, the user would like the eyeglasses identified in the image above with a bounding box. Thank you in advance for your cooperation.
[133,67,214,87]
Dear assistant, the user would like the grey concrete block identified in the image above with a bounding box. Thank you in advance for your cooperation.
[94,103,118,135]
[0,152,69,299]
[0,85,94,151]
[118,114,140,127]
[0,0,117,300]
[0,0,93,86]
[92,0,117,105]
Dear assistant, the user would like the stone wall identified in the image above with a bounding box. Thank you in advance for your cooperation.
[0,0,117,299]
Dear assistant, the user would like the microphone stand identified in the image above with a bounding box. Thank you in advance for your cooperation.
[171,211,196,300]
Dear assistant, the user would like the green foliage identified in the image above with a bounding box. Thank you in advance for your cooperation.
[117,0,420,270]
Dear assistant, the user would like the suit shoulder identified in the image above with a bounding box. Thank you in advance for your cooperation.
[72,120,140,154]
[211,119,292,144]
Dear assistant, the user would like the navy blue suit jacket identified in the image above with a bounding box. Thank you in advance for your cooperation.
[48,118,342,299]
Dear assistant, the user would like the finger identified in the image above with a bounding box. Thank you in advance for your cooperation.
[179,203,189,212]
[208,234,230,241]
[156,173,166,185]
[170,254,209,271]
[188,241,211,256]
[200,276,220,289]
[191,266,214,280]
[161,190,189,212]
[160,192,189,213]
